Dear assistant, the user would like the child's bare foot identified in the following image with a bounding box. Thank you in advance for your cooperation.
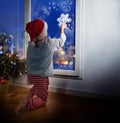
[33,94,38,98]
[14,99,27,116]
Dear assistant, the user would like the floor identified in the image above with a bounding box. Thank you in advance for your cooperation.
[0,85,120,123]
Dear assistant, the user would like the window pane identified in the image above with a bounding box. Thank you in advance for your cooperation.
[0,0,24,58]
[31,0,76,71]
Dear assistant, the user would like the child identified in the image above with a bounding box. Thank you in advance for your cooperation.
[15,19,66,115]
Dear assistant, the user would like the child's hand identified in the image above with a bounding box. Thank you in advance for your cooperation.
[61,23,67,30]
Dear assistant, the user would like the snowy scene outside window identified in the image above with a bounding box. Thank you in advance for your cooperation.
[29,0,83,77]
[31,0,76,71]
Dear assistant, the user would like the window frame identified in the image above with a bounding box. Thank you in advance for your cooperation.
[24,0,84,79]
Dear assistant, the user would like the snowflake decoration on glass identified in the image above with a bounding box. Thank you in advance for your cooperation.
[57,13,72,27]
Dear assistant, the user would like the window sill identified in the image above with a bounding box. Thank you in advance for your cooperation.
[51,74,82,80]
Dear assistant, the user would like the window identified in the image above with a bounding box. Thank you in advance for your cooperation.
[25,0,84,79]
[0,0,25,59]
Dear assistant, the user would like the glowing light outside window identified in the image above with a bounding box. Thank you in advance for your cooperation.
[31,0,76,71]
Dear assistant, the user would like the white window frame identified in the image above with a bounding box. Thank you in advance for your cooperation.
[24,0,84,79]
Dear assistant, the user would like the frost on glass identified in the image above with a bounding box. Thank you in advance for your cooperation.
[57,14,72,27]
[31,0,76,70]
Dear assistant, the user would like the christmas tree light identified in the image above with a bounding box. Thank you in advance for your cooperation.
[0,32,25,84]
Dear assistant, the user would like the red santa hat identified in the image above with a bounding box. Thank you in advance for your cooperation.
[26,19,48,42]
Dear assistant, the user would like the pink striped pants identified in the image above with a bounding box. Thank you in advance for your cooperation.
[26,74,49,110]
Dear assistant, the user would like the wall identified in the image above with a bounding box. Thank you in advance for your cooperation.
[14,0,120,98]
[47,0,120,97]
